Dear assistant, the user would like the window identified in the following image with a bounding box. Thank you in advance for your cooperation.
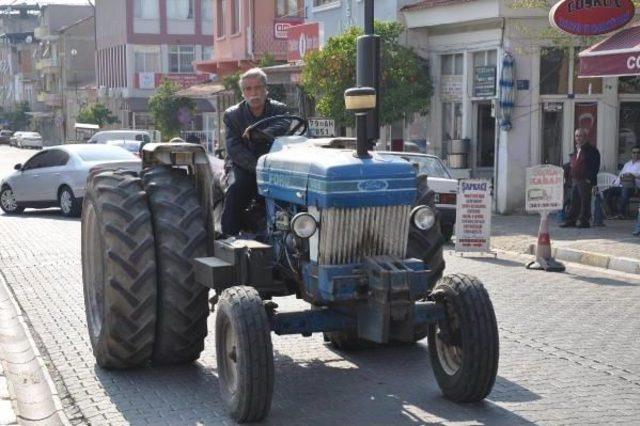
[277,0,302,17]
[473,50,497,98]
[473,50,497,67]
[216,0,226,37]
[314,0,337,6]
[134,0,159,19]
[540,47,569,95]
[47,149,70,167]
[231,0,240,34]
[442,102,462,141]
[202,0,213,21]
[618,76,640,94]
[441,53,463,76]
[167,0,194,20]
[169,45,195,73]
[23,152,50,170]
[573,48,601,94]
[202,45,214,60]
[134,48,160,73]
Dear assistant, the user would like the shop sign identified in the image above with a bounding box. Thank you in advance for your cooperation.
[543,102,563,112]
[516,79,530,90]
[287,22,322,62]
[579,51,640,78]
[274,18,304,40]
[474,66,496,97]
[526,165,564,212]
[550,0,635,36]
[455,179,492,253]
[308,118,335,137]
[440,75,462,101]
[136,73,209,90]
[138,72,156,90]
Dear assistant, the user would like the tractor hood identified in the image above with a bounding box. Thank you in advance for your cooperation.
[256,147,416,208]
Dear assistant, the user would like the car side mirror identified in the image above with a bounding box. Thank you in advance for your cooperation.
[14,163,22,171]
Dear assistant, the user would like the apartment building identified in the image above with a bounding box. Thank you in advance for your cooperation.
[96,0,214,129]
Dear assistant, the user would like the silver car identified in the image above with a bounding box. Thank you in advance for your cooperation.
[0,144,141,217]
[16,131,43,149]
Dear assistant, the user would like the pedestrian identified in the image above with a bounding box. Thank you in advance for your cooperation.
[603,146,640,218]
[560,128,601,228]
[220,67,290,236]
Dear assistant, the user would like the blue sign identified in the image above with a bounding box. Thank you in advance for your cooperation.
[517,80,530,90]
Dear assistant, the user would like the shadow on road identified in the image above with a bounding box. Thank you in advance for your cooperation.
[570,274,640,287]
[91,342,536,425]
[474,257,525,269]
[1,209,80,221]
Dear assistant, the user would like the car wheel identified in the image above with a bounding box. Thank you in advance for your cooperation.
[59,186,81,217]
[0,186,24,214]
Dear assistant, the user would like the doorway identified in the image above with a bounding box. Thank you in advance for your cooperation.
[476,102,495,168]
[541,104,563,166]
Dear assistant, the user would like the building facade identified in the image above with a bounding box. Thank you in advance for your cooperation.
[96,0,214,133]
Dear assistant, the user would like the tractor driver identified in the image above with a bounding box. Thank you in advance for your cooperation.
[221,67,290,236]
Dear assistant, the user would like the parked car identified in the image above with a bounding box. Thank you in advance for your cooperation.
[9,131,26,147]
[0,130,13,145]
[381,151,458,242]
[105,139,145,157]
[0,144,141,217]
[15,131,43,149]
[88,130,152,145]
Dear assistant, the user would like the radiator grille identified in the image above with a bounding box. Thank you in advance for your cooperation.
[318,205,411,264]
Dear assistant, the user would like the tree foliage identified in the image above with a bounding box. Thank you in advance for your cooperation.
[148,81,195,139]
[76,102,119,127]
[301,21,432,127]
[3,102,31,130]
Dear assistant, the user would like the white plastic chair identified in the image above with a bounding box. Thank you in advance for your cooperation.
[596,172,617,193]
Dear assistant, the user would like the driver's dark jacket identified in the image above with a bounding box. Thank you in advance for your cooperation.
[223,98,289,172]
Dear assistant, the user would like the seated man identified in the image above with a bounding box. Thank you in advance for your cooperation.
[604,147,640,218]
[221,67,290,236]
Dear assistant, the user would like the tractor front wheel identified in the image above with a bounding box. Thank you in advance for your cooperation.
[216,286,274,423]
[428,274,499,402]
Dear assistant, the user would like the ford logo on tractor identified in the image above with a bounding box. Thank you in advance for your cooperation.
[357,179,388,191]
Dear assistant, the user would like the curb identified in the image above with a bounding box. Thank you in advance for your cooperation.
[0,274,70,426]
[528,243,640,275]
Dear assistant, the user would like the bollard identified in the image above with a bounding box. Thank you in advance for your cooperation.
[526,211,566,272]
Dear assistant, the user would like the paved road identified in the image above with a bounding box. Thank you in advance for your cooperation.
[1,145,639,425]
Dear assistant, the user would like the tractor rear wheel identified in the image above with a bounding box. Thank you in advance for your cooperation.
[81,171,157,369]
[142,166,209,365]
[216,286,274,423]
[428,274,499,402]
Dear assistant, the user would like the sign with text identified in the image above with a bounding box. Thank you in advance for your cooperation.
[440,75,463,101]
[274,18,304,39]
[287,22,322,62]
[550,0,634,36]
[136,73,209,90]
[473,66,496,97]
[455,179,492,253]
[308,118,335,137]
[526,165,564,212]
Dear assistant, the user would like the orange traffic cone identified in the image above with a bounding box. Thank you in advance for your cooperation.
[526,212,565,272]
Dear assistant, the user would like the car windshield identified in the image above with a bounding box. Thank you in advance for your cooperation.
[76,146,138,161]
[393,155,452,178]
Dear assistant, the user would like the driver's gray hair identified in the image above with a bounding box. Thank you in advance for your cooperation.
[239,68,268,90]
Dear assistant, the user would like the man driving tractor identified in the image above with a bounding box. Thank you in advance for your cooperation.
[221,67,291,236]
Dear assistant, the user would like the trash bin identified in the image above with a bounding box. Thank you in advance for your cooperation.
[446,138,469,169]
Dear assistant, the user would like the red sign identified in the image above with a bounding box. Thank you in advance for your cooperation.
[274,18,303,40]
[550,0,635,36]
[135,73,209,89]
[287,22,322,62]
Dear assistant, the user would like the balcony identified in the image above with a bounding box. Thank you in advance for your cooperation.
[37,92,62,107]
[34,25,58,41]
[36,57,59,74]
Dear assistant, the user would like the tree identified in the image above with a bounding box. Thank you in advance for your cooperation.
[76,103,119,127]
[4,102,31,130]
[148,81,195,139]
[301,21,433,128]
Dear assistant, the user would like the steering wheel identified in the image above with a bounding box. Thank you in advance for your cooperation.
[244,115,308,143]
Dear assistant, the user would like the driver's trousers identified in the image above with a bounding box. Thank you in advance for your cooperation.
[221,166,259,236]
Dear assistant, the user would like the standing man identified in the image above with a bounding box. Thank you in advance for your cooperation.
[561,128,601,228]
[221,67,290,236]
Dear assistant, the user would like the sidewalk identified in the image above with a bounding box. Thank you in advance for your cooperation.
[0,363,18,425]
[488,213,640,274]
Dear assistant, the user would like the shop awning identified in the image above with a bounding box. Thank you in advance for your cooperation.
[579,25,640,78]
[193,59,255,76]
[176,82,226,99]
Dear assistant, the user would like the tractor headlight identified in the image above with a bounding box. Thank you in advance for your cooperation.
[291,212,317,238]
[411,205,436,231]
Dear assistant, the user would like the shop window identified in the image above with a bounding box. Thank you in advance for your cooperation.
[473,50,497,67]
[231,0,240,34]
[134,0,159,19]
[216,0,226,37]
[619,103,640,168]
[167,0,194,20]
[540,47,569,95]
[573,48,601,94]
[618,76,640,94]
[473,50,497,98]
[277,0,303,17]
[442,102,463,141]
[441,53,463,76]
[169,45,195,73]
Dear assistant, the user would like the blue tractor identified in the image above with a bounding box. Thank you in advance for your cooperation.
[80,5,498,423]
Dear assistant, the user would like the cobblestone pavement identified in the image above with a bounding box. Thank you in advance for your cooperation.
[0,209,639,425]
[491,213,640,261]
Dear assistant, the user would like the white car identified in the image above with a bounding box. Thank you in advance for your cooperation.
[105,139,144,157]
[0,144,141,217]
[88,130,152,144]
[16,131,43,149]
[381,151,458,242]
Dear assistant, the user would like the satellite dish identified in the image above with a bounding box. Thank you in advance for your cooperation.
[25,36,33,44]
